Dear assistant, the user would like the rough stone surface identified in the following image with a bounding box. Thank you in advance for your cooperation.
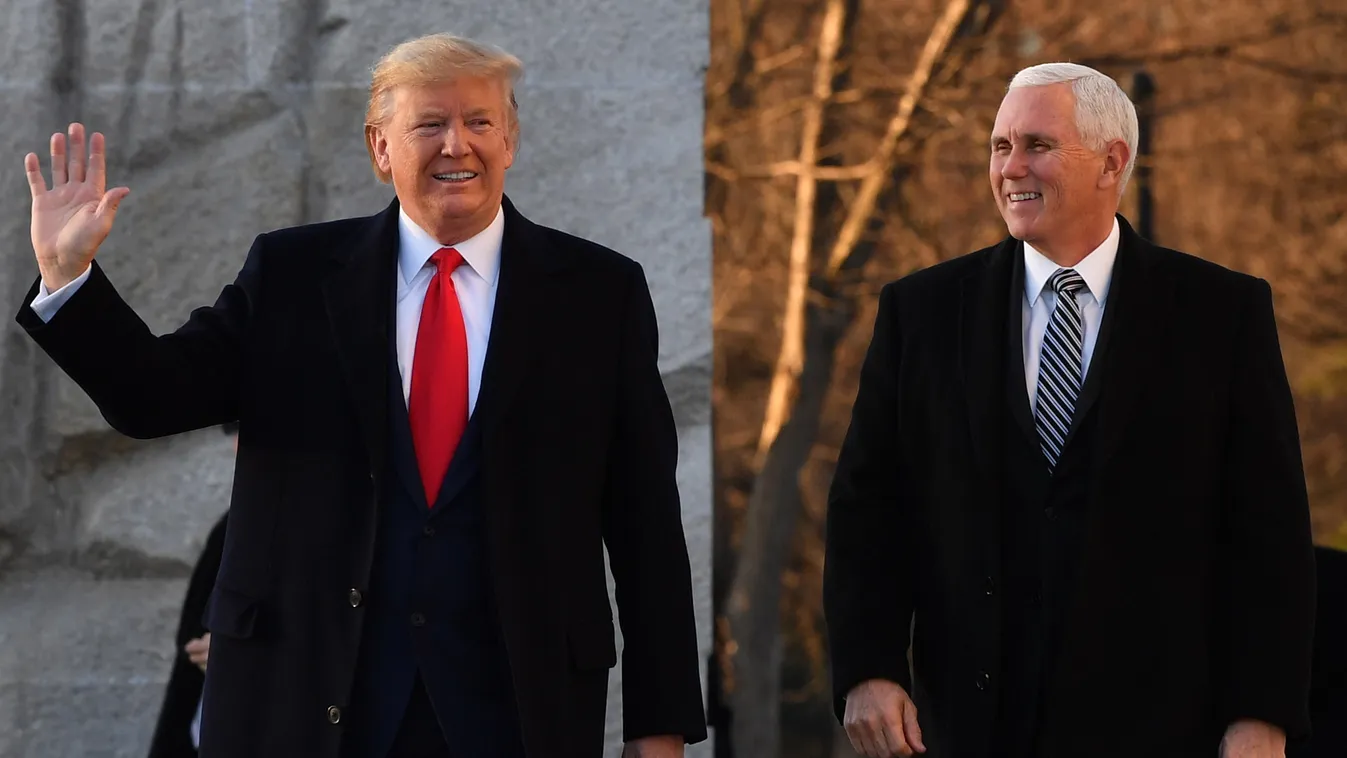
[0,2,712,755]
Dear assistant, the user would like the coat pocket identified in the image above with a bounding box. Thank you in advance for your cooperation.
[203,583,262,640]
[568,620,618,670]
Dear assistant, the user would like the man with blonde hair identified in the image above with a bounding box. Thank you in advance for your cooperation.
[17,32,706,758]
[825,62,1315,757]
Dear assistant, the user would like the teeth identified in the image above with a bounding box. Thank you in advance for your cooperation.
[1010,192,1040,201]
[435,171,476,180]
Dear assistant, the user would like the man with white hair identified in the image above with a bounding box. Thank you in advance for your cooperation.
[824,62,1316,758]
[16,32,705,758]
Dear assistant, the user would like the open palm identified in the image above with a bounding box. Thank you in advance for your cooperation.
[23,123,130,290]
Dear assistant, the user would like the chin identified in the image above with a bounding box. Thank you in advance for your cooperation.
[1000,213,1034,241]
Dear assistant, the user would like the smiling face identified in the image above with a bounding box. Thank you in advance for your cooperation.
[989,82,1127,263]
[369,76,515,244]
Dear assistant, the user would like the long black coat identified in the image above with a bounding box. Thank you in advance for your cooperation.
[18,196,707,758]
[825,216,1316,757]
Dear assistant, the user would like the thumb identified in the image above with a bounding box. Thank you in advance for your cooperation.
[902,699,926,753]
[96,186,130,221]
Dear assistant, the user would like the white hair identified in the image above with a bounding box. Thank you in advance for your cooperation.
[1009,62,1139,194]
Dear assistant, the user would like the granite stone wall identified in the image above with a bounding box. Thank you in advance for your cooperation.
[0,2,711,755]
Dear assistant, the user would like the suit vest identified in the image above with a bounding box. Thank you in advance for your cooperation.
[342,353,525,758]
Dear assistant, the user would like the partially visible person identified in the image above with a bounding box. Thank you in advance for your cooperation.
[1290,545,1347,758]
[147,422,236,758]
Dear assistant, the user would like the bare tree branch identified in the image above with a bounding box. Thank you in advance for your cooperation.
[754,0,850,470]
[824,0,976,278]
[705,159,877,181]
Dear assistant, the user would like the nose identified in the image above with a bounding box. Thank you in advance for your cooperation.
[441,123,470,158]
[1000,145,1029,181]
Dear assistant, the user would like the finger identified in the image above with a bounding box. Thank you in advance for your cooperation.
[50,133,67,185]
[68,123,86,183]
[96,187,130,221]
[24,153,47,198]
[902,701,926,753]
[880,719,910,757]
[88,132,107,191]
[862,719,891,757]
[845,721,877,757]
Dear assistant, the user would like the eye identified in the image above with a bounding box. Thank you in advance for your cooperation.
[1033,141,1051,151]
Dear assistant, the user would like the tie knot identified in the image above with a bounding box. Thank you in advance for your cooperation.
[1049,268,1086,297]
[430,247,465,273]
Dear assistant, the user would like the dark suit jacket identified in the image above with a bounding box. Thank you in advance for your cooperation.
[16,196,707,758]
[824,215,1316,757]
[148,512,228,758]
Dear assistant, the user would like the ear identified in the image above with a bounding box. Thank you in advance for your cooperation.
[367,125,392,176]
[1100,138,1131,191]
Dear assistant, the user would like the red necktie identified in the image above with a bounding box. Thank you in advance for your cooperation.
[408,247,469,506]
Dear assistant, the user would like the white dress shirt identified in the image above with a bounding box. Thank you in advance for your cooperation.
[29,205,504,415]
[394,205,502,414]
[1022,217,1120,416]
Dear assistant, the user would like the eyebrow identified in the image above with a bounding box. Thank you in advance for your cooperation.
[989,132,1056,147]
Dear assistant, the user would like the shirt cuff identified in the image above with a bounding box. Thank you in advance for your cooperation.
[29,265,92,323]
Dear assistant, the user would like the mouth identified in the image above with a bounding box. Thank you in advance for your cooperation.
[1008,191,1041,203]
[433,171,478,184]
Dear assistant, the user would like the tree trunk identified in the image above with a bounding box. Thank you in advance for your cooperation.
[727,292,857,758]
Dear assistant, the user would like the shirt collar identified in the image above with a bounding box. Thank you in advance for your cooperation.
[1023,216,1120,307]
[397,204,505,286]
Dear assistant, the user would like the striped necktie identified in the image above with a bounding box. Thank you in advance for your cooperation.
[1034,268,1087,472]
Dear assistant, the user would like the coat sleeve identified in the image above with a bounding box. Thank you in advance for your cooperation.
[14,239,264,439]
[824,281,915,722]
[600,262,708,744]
[1218,277,1316,738]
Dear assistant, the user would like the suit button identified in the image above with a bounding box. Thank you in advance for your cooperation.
[984,576,995,596]
[410,612,426,627]
[348,589,362,608]
[327,705,342,724]
[976,671,990,690]
[1044,506,1057,521]
[423,524,436,537]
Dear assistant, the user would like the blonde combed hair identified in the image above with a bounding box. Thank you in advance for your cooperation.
[363,33,524,183]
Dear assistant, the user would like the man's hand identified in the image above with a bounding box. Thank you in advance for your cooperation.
[843,679,926,757]
[621,734,683,758]
[23,122,130,291]
[185,633,211,673]
[1221,719,1285,758]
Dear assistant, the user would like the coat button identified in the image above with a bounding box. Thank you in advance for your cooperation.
[976,671,990,690]
[327,705,342,724]
[1044,506,1057,521]
[410,612,426,627]
[984,576,995,596]
[423,524,436,537]
[348,589,363,608]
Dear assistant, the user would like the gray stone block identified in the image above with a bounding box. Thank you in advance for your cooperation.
[81,0,250,90]
[250,0,706,89]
